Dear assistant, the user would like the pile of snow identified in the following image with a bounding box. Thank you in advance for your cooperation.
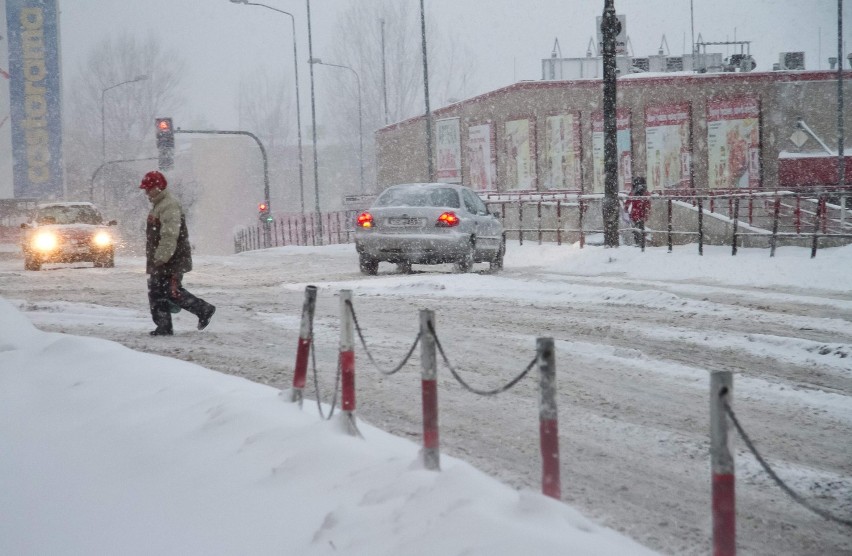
[0,297,656,555]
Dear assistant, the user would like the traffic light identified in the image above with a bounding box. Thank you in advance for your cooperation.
[258,202,272,223]
[155,117,174,171]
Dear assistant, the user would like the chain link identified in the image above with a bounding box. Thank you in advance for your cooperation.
[723,400,852,528]
[428,321,535,396]
[347,300,420,376]
[310,314,340,421]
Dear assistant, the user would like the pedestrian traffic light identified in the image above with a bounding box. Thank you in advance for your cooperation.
[258,202,272,222]
[155,117,174,171]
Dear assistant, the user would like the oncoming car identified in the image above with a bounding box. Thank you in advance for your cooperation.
[354,183,505,275]
[20,202,117,271]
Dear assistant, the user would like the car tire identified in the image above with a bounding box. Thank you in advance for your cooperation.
[96,250,115,268]
[454,239,475,273]
[24,255,41,271]
[359,253,379,275]
[489,237,505,272]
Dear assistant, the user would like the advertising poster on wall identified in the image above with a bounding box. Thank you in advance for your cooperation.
[707,97,761,189]
[6,0,64,199]
[435,117,461,183]
[645,103,692,190]
[592,109,632,193]
[504,118,535,190]
[543,113,582,190]
[467,123,496,191]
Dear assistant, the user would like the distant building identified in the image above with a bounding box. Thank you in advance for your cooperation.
[376,69,851,193]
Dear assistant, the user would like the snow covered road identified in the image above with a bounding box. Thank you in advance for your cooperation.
[1,242,850,555]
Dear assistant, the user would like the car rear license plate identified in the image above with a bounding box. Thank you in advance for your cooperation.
[387,217,420,226]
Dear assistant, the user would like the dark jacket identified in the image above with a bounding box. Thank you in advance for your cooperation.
[145,189,192,275]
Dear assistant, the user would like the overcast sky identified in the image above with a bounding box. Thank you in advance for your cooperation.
[56,0,848,130]
[0,1,846,198]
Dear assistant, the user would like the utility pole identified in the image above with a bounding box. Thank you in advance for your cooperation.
[837,0,845,190]
[381,18,389,125]
[601,0,621,247]
[420,0,434,182]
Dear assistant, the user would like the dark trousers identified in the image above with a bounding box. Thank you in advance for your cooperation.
[147,272,213,332]
[631,220,646,247]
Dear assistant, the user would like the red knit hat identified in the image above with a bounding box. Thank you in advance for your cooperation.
[140,170,167,190]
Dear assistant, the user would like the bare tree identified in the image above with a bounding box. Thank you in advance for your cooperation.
[236,68,292,151]
[320,0,478,192]
[64,33,185,240]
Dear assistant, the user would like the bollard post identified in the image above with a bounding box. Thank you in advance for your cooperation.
[698,197,704,256]
[578,197,586,249]
[770,197,780,258]
[340,290,357,434]
[537,337,561,499]
[667,198,673,253]
[420,309,440,470]
[291,285,318,406]
[731,198,740,256]
[711,370,736,556]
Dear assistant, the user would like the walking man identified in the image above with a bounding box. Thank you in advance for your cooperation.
[624,177,651,247]
[140,170,215,336]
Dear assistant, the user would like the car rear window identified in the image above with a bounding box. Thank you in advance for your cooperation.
[374,187,460,208]
[37,205,103,225]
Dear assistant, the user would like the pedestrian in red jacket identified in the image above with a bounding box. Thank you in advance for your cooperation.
[624,177,650,247]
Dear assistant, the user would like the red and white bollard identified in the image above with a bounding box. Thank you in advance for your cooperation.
[290,285,317,405]
[339,290,358,435]
[711,370,736,556]
[420,309,440,471]
[537,337,561,499]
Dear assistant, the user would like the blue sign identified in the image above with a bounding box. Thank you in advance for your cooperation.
[6,0,63,199]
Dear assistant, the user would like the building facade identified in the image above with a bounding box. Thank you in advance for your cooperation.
[376,70,852,194]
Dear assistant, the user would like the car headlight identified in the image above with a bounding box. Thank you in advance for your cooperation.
[32,231,58,251]
[93,231,113,247]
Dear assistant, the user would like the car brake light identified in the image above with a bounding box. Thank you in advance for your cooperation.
[357,212,374,228]
[436,211,460,227]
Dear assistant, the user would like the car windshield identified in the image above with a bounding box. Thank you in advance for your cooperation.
[374,187,460,208]
[36,205,103,225]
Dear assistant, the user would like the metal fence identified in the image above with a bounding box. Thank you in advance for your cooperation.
[235,186,852,258]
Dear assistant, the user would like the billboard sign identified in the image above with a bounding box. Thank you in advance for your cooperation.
[543,112,582,190]
[504,117,535,190]
[645,103,692,190]
[435,117,461,183]
[467,123,496,191]
[707,97,760,189]
[592,109,632,193]
[6,0,64,199]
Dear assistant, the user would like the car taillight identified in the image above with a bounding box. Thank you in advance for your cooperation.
[436,211,460,227]
[357,212,374,228]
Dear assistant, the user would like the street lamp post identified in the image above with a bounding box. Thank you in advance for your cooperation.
[309,58,364,193]
[99,75,147,203]
[100,75,147,164]
[229,0,306,214]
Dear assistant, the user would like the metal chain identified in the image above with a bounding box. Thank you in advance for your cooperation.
[427,321,535,396]
[723,401,852,528]
[310,313,341,421]
[346,300,421,376]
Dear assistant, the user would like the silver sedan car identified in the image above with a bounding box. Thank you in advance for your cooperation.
[354,183,505,274]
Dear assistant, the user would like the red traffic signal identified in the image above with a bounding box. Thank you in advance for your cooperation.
[155,117,174,171]
[258,202,269,213]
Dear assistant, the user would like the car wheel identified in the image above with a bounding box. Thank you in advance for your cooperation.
[359,253,379,275]
[24,255,41,271]
[454,239,475,273]
[396,260,412,274]
[93,250,114,268]
[489,237,505,272]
